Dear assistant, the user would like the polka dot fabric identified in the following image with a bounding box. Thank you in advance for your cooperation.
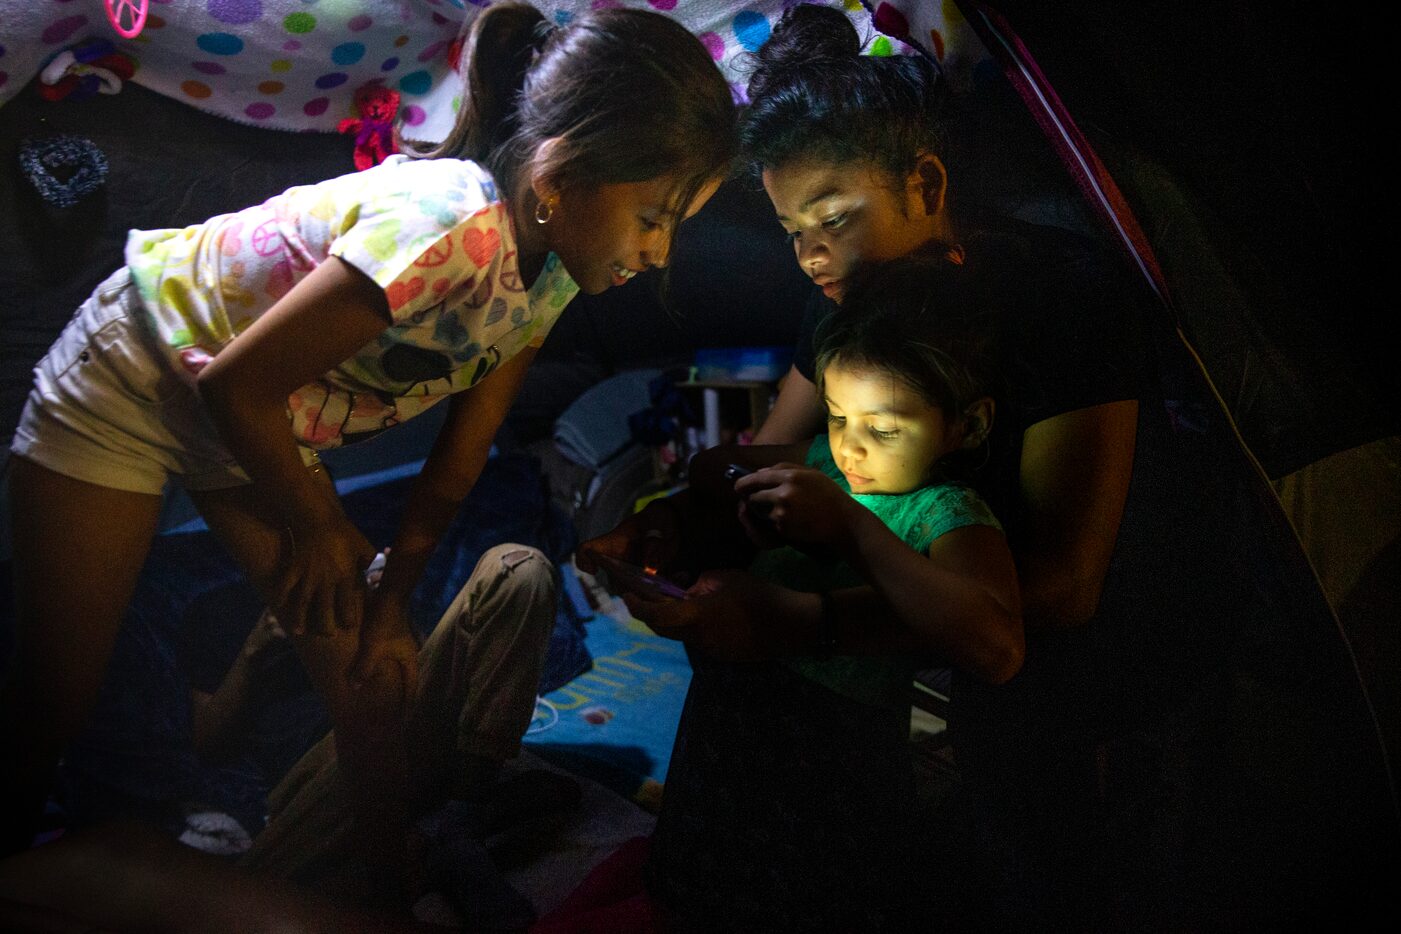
[1,2,987,133]
[2,0,461,130]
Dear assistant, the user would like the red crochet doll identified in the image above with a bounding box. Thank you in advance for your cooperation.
[338,83,401,171]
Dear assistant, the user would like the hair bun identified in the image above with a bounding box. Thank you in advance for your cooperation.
[747,3,860,101]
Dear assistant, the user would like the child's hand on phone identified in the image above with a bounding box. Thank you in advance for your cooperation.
[726,463,784,549]
[733,464,860,553]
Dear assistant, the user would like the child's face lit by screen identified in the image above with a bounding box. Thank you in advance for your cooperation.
[822,360,965,495]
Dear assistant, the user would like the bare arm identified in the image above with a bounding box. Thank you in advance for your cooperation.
[197,257,391,635]
[815,400,1136,654]
[375,346,538,599]
[753,370,1137,632]
[751,365,825,445]
[1015,401,1138,629]
[349,346,539,683]
[838,509,1023,683]
[189,610,285,761]
[630,538,1023,684]
[631,462,1024,682]
[736,465,1023,682]
[189,682,251,762]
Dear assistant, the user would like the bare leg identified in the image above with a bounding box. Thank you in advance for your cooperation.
[187,478,381,717]
[241,544,558,884]
[0,457,163,856]
[190,479,415,909]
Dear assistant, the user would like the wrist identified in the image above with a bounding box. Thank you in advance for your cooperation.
[831,499,874,559]
[374,577,417,602]
[376,544,431,597]
[285,491,342,530]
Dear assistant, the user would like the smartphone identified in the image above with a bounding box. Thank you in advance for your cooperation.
[593,553,688,600]
[726,463,773,518]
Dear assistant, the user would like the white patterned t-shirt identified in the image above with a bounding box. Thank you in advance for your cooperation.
[125,155,579,449]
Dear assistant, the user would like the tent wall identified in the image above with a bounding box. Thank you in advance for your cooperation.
[955,0,1400,913]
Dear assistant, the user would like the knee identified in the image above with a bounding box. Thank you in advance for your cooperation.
[468,544,557,631]
[480,543,554,591]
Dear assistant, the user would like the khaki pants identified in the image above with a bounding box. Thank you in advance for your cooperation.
[239,544,558,882]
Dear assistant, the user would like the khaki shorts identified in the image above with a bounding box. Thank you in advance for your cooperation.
[10,267,317,495]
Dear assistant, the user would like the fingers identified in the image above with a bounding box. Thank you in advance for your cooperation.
[266,568,298,632]
[336,577,364,637]
[394,652,420,709]
[626,588,697,627]
[349,633,379,687]
[349,624,397,688]
[737,501,761,543]
[350,636,418,712]
[687,569,737,597]
[242,609,286,657]
[637,528,672,569]
[250,607,285,636]
[732,472,768,496]
[737,498,781,549]
[734,462,802,489]
[577,532,628,574]
[622,593,675,635]
[282,576,313,636]
[280,550,373,637]
[309,585,337,637]
[743,490,776,517]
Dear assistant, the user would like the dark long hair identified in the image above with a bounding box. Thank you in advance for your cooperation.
[740,4,948,185]
[403,3,736,218]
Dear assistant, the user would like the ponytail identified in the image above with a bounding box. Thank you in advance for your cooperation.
[402,4,734,218]
[399,3,550,164]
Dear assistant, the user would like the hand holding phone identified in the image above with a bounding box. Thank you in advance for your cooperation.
[593,553,689,600]
[726,462,776,533]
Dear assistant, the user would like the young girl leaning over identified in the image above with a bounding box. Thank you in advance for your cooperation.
[1,1,735,860]
[609,256,1023,934]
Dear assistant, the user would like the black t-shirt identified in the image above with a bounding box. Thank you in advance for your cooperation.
[793,214,1153,537]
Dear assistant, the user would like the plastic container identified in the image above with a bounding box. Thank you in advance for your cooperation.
[692,346,793,383]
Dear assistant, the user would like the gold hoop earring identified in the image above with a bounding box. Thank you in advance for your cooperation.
[535,199,554,224]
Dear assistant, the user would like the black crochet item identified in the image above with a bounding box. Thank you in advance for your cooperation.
[18,134,109,208]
